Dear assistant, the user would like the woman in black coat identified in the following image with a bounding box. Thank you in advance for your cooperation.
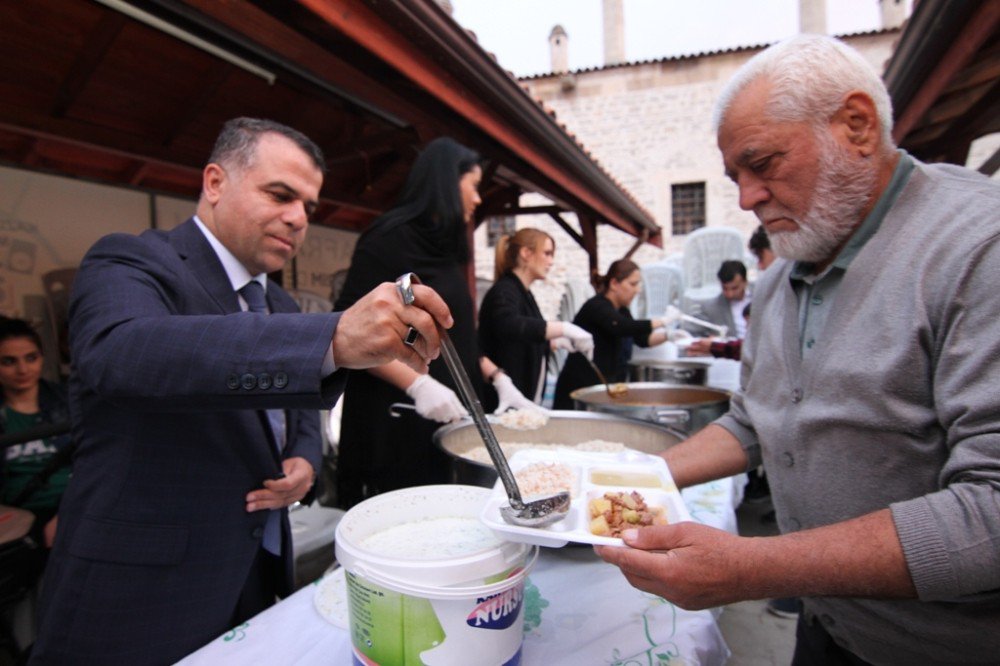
[553,259,672,409]
[478,228,593,403]
[333,137,530,508]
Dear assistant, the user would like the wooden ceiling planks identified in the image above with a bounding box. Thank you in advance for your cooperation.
[887,0,1000,168]
[0,0,660,245]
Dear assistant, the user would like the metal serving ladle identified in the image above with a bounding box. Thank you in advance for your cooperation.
[581,353,628,399]
[399,273,569,528]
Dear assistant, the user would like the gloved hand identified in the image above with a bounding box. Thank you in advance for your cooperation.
[492,373,539,414]
[550,337,573,352]
[667,328,694,344]
[405,374,467,423]
[558,322,594,360]
[662,305,683,328]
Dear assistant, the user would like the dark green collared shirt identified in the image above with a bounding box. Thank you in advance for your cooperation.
[790,150,915,358]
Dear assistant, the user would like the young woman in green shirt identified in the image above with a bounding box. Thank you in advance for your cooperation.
[0,317,70,548]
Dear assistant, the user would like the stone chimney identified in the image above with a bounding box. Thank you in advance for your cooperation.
[602,0,625,66]
[798,0,827,34]
[879,0,908,29]
[549,25,569,74]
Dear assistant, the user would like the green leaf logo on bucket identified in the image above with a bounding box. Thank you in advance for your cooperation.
[336,485,537,666]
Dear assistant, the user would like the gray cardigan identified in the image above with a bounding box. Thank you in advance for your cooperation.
[717,158,1000,664]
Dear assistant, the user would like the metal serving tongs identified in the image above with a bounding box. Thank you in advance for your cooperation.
[679,314,728,338]
[402,273,569,528]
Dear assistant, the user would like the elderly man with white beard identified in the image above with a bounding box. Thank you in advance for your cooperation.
[596,34,1000,665]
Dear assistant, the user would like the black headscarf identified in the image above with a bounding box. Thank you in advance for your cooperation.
[360,137,480,263]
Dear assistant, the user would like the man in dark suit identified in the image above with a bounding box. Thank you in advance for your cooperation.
[30,118,451,664]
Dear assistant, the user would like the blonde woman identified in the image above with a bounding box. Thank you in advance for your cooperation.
[478,228,593,404]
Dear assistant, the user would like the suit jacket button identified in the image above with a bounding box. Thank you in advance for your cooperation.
[251,526,264,539]
[257,373,272,390]
[227,373,240,390]
[273,372,288,389]
[241,373,257,390]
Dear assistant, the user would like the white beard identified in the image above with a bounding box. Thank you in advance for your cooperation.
[763,134,878,264]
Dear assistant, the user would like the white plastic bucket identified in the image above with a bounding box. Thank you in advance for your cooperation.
[335,485,537,666]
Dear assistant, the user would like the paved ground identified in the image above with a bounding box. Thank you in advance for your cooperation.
[715,493,798,665]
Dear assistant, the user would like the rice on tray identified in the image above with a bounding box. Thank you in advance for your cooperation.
[514,462,578,498]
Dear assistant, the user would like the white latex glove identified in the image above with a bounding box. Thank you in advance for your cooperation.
[662,305,683,328]
[559,322,594,360]
[667,328,694,344]
[492,373,539,414]
[550,337,573,352]
[405,374,467,423]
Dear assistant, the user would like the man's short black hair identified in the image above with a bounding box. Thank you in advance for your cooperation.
[208,117,326,174]
[748,225,771,254]
[717,260,747,283]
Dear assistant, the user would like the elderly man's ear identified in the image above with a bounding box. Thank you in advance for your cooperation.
[832,91,881,157]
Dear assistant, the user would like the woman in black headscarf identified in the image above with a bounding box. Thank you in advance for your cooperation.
[333,137,531,508]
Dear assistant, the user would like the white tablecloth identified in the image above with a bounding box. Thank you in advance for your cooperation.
[180,477,743,665]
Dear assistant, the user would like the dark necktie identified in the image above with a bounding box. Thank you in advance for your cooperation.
[239,280,285,556]
[239,281,269,314]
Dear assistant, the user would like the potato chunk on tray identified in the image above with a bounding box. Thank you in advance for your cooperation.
[588,490,667,537]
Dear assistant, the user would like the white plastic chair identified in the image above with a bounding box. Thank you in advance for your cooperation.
[662,252,684,273]
[558,276,595,324]
[681,227,745,301]
[631,261,684,320]
[552,277,596,375]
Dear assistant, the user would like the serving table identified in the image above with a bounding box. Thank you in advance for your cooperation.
[180,476,743,665]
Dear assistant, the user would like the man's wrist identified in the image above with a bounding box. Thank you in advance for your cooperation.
[487,367,505,384]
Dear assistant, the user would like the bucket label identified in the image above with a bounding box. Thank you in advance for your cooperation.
[467,587,523,630]
[346,571,526,665]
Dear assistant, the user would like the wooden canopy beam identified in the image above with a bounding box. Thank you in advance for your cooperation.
[893,1,1000,143]
[546,212,584,249]
[294,0,659,243]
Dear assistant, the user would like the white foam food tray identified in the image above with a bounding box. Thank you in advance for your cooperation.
[479,448,691,548]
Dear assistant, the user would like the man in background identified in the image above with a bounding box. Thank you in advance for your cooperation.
[685,259,750,355]
[748,224,776,271]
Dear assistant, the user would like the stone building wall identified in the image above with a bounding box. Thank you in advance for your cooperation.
[471,32,901,318]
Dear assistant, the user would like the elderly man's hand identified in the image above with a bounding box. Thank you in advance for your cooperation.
[246,457,315,511]
[332,282,453,373]
[594,521,755,610]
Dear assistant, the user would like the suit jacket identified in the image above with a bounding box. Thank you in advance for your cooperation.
[31,220,346,665]
[687,292,739,336]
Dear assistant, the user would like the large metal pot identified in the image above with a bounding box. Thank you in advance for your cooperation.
[434,411,684,488]
[627,359,710,385]
[570,382,730,434]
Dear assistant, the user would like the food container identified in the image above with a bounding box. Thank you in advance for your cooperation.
[627,359,710,385]
[434,411,684,488]
[335,485,536,665]
[480,449,691,548]
[569,383,730,434]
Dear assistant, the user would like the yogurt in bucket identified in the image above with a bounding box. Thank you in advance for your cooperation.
[335,485,536,665]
